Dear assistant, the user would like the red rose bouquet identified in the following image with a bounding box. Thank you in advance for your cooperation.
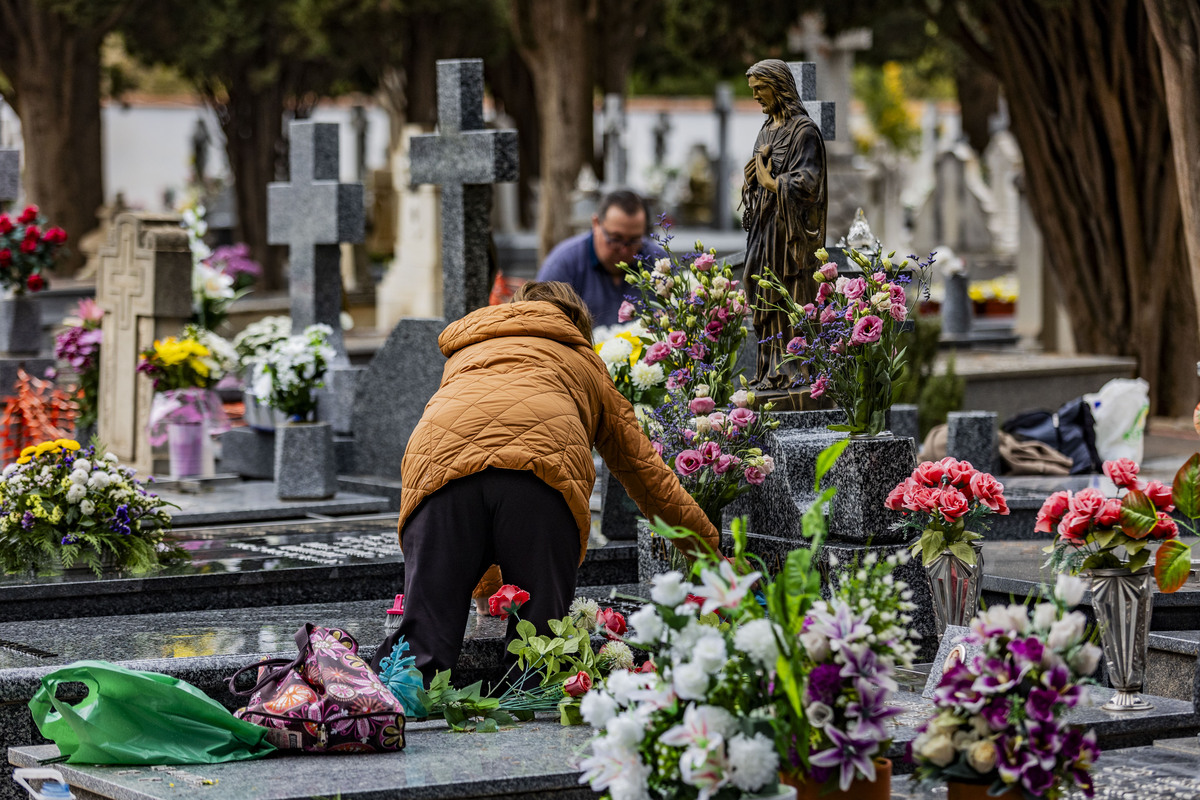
[0,205,67,295]
[1041,455,1199,592]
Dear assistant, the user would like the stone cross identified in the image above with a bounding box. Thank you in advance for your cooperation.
[268,121,364,362]
[95,213,193,475]
[788,62,836,142]
[409,59,519,322]
[0,148,18,204]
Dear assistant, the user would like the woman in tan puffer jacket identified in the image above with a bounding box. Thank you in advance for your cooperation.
[382,281,718,681]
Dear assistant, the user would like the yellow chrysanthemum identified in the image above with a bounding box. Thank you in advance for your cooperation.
[19,445,36,457]
[189,357,210,378]
[34,442,60,456]
[56,439,80,451]
[16,456,30,465]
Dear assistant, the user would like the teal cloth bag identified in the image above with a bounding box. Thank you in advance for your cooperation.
[29,660,276,765]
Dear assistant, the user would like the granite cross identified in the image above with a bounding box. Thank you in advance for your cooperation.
[268,121,364,362]
[788,61,836,142]
[410,59,519,322]
[0,147,18,204]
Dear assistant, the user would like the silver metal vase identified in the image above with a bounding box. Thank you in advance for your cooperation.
[925,541,985,637]
[1090,566,1154,712]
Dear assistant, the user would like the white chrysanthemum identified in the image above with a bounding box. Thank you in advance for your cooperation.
[650,571,688,606]
[580,690,618,728]
[598,337,634,365]
[627,605,665,644]
[69,469,89,486]
[80,499,95,517]
[599,641,635,671]
[569,597,600,631]
[733,619,781,667]
[605,710,645,748]
[1,464,15,478]
[728,733,779,791]
[630,361,664,390]
[66,484,86,504]
[73,459,91,473]
[691,633,727,673]
[671,660,710,700]
[87,472,111,490]
[605,669,652,706]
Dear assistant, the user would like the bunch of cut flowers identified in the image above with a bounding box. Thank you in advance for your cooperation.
[181,204,255,331]
[617,220,749,405]
[249,324,336,421]
[0,438,182,576]
[0,204,67,295]
[910,574,1101,798]
[646,373,779,527]
[595,328,669,410]
[138,324,237,392]
[754,246,929,436]
[888,457,1010,568]
[54,299,105,431]
[232,316,292,372]
[1040,455,1198,592]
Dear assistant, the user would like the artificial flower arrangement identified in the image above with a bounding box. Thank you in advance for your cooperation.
[139,325,236,450]
[888,457,1010,568]
[617,221,749,405]
[0,204,67,295]
[595,329,669,410]
[54,299,105,432]
[0,438,182,576]
[910,575,1101,799]
[754,246,930,436]
[1040,455,1197,592]
[249,324,336,421]
[646,375,779,528]
[180,204,258,331]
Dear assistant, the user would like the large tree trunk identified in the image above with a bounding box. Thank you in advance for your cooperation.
[1143,0,1200,357]
[943,0,1198,415]
[0,1,114,277]
[508,0,592,260]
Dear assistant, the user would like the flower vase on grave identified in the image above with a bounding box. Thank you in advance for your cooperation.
[146,388,229,479]
[0,293,41,355]
[780,758,891,800]
[167,422,214,478]
[1090,565,1154,712]
[275,419,337,500]
[924,541,985,636]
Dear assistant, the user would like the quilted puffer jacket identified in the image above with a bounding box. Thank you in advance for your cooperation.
[398,301,719,593]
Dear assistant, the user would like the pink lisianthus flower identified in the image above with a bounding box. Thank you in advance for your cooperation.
[728,407,757,428]
[849,315,883,345]
[675,449,704,477]
[744,466,767,486]
[687,342,709,360]
[786,336,806,355]
[704,320,724,340]
[708,411,726,431]
[730,390,750,408]
[666,331,688,350]
[643,341,671,365]
[650,440,664,458]
[842,277,867,301]
[816,282,833,304]
[889,302,908,322]
[819,306,838,325]
[689,396,716,415]
[816,263,839,282]
[617,300,635,323]
[698,441,721,464]
[872,271,887,282]
[712,454,741,475]
[889,283,906,307]
[693,253,716,272]
[810,375,829,398]
[760,455,775,475]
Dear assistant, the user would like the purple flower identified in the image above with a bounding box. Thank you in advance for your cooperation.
[109,504,132,536]
[809,726,880,792]
[20,511,34,530]
[846,679,904,741]
[840,646,898,693]
[60,535,78,545]
[1026,687,1059,723]
[1008,636,1044,668]
[979,697,1011,731]
[806,663,843,705]
[1021,764,1055,796]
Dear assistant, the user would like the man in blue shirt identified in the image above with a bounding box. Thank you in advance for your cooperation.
[536,190,662,327]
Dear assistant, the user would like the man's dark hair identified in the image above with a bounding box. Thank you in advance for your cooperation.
[598,190,649,231]
[745,59,807,119]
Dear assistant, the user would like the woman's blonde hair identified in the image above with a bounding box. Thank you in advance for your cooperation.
[511,281,595,344]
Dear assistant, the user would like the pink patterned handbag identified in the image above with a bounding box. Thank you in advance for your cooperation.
[228,624,406,753]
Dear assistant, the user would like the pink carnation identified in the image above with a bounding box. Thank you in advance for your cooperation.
[849,315,883,345]
[617,300,635,323]
[1103,458,1140,489]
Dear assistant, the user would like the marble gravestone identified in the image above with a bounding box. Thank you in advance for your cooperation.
[350,59,518,481]
[95,213,193,475]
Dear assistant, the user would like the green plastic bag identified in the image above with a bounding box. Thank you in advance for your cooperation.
[29,660,276,765]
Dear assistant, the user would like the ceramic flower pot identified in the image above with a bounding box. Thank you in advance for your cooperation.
[925,541,985,637]
[781,757,891,800]
[275,421,337,500]
[0,294,41,355]
[947,780,1023,800]
[167,422,215,478]
[1090,565,1154,711]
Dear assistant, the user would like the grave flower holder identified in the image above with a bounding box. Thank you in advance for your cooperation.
[275,419,336,500]
[925,541,985,636]
[1090,565,1154,712]
[146,388,229,479]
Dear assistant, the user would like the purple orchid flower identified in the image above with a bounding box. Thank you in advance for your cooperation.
[1008,636,1044,668]
[846,680,904,741]
[809,725,880,792]
[1025,687,1060,724]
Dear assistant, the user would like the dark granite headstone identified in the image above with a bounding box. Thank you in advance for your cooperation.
[889,403,920,444]
[947,409,998,473]
[941,271,973,338]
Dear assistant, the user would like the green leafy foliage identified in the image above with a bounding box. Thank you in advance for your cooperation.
[1173,453,1200,518]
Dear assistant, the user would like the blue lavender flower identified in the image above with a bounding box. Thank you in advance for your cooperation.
[61,534,78,545]
[20,511,34,530]
[109,504,132,536]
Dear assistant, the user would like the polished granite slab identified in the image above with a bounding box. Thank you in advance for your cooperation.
[157,481,390,526]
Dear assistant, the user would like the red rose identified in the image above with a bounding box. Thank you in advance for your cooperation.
[1143,480,1175,512]
[597,608,626,640]
[17,205,37,224]
[902,480,937,513]
[23,225,40,242]
[1103,458,1141,489]
[938,487,970,521]
[0,248,10,267]
[1057,511,1093,542]
[940,457,976,489]
[26,274,44,292]
[1035,491,1072,533]
[913,460,946,488]
[1068,488,1107,520]
[45,226,67,244]
[1152,511,1180,540]
[487,584,530,620]
[636,659,657,674]
[968,472,1008,514]
[885,481,907,511]
[1096,498,1123,526]
[0,215,11,235]
[563,670,592,697]
[19,237,37,254]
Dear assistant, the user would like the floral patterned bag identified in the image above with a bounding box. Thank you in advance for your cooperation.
[228,624,406,753]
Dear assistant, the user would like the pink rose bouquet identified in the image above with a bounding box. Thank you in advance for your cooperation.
[888,457,1011,567]
[754,246,930,436]
[1041,454,1199,592]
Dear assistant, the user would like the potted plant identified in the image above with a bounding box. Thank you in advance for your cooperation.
[754,246,930,437]
[887,457,1010,636]
[0,438,183,575]
[1040,454,1198,711]
[0,204,67,354]
[232,315,292,430]
[911,576,1101,799]
[138,325,235,478]
[53,298,105,442]
[250,324,337,499]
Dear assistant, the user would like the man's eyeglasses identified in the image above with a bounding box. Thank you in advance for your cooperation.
[596,226,642,250]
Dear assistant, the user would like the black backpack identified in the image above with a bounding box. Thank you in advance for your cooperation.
[1001,398,1101,474]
